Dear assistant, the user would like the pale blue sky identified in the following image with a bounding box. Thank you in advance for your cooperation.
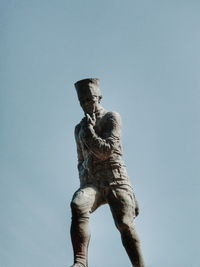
[1,1,200,267]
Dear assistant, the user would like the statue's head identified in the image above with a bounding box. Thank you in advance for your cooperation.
[74,78,102,114]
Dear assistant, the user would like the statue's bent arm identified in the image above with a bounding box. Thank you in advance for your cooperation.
[83,112,121,160]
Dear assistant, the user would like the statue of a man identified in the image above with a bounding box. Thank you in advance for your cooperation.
[70,78,145,267]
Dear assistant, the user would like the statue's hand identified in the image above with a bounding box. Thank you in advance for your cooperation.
[80,114,95,141]
[85,113,96,127]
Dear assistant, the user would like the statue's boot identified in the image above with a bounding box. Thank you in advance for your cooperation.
[70,211,90,267]
[121,227,145,267]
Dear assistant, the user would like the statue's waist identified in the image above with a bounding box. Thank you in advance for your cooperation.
[81,164,130,187]
[82,155,125,172]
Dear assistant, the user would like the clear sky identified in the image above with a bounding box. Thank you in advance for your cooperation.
[1,1,200,267]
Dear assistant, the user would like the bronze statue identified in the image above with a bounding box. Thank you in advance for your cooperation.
[70,78,145,267]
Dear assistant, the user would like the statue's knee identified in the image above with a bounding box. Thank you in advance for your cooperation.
[70,199,81,214]
[70,189,92,221]
[70,198,89,221]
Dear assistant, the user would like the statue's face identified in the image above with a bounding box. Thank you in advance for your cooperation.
[79,94,99,114]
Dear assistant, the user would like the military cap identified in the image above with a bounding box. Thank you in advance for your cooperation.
[74,78,102,100]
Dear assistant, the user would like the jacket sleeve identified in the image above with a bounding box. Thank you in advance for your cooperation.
[82,112,121,160]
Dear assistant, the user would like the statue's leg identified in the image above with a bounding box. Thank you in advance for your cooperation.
[107,186,145,267]
[70,186,101,267]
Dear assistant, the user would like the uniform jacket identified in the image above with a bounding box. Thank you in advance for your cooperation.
[75,107,132,188]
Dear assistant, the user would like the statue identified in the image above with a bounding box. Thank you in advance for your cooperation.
[70,78,145,267]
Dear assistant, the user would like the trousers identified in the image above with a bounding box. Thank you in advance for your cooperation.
[70,184,145,267]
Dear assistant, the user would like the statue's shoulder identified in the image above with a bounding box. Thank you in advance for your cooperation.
[74,116,86,134]
[74,121,81,136]
[103,111,121,125]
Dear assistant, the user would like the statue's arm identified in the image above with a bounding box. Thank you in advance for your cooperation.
[83,112,121,160]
